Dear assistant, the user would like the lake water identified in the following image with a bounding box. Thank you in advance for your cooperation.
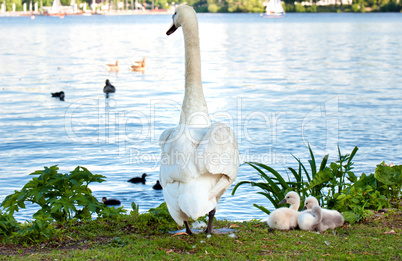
[0,12,401,222]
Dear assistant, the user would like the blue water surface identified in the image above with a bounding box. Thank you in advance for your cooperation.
[0,12,401,221]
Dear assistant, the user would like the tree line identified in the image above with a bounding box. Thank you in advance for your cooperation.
[3,0,401,14]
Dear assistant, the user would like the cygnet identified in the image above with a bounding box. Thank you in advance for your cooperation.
[300,196,344,231]
[267,191,300,230]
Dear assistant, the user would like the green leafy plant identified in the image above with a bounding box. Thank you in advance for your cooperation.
[342,205,374,224]
[232,144,330,214]
[0,209,19,236]
[288,144,329,205]
[374,162,402,200]
[307,146,359,208]
[1,165,106,224]
[136,202,176,232]
[334,170,396,223]
[130,202,140,216]
[13,215,58,243]
[232,162,289,215]
[98,206,127,220]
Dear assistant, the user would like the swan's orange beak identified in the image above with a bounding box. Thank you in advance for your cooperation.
[167,22,177,35]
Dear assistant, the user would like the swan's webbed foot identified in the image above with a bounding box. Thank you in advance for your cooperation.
[204,208,216,234]
[184,221,193,235]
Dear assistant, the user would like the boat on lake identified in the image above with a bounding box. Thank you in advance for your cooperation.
[262,0,285,18]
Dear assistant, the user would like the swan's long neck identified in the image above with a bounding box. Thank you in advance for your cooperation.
[179,18,210,126]
[290,201,300,211]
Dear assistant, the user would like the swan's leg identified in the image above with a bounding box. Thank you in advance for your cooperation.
[184,221,193,235]
[205,208,216,234]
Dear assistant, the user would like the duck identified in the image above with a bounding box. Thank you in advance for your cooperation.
[159,5,239,235]
[267,191,300,230]
[103,79,116,98]
[127,173,147,184]
[300,196,344,231]
[51,91,65,101]
[102,197,121,206]
[106,60,119,72]
[152,180,163,190]
[131,57,146,72]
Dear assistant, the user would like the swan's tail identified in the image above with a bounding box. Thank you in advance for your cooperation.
[178,175,218,220]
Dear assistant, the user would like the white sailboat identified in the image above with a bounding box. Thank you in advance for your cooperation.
[51,0,61,14]
[262,0,285,17]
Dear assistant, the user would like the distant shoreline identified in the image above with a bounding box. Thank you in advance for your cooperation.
[0,9,172,17]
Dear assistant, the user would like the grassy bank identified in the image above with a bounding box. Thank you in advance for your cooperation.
[1,210,400,260]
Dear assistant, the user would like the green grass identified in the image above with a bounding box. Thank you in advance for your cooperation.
[1,211,401,260]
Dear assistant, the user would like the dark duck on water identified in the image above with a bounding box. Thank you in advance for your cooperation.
[152,180,162,190]
[103,79,116,98]
[127,173,147,184]
[102,197,121,206]
[51,91,65,101]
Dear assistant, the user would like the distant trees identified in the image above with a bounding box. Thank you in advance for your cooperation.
[2,0,401,13]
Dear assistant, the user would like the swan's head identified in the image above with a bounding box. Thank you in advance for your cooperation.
[279,191,300,205]
[303,196,319,210]
[166,5,197,35]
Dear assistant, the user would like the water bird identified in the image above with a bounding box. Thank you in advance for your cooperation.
[103,79,116,98]
[300,196,344,231]
[303,196,343,216]
[159,5,239,235]
[102,197,121,206]
[152,180,162,190]
[106,60,119,71]
[312,205,344,232]
[131,57,146,72]
[127,173,147,184]
[267,191,300,230]
[51,91,65,101]
[298,205,321,231]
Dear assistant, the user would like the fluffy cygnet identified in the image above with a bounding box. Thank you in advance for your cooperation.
[300,196,344,231]
[303,196,343,216]
[267,191,300,230]
[302,196,319,210]
[298,205,321,231]
[314,205,344,232]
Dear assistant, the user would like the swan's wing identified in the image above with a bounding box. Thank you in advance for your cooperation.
[159,126,201,186]
[159,126,203,224]
[196,122,239,200]
[159,127,176,186]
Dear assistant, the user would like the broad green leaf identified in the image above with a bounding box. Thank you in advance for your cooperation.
[374,163,402,186]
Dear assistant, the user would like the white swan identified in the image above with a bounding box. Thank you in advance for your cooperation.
[299,196,344,231]
[159,5,239,235]
[267,191,300,230]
